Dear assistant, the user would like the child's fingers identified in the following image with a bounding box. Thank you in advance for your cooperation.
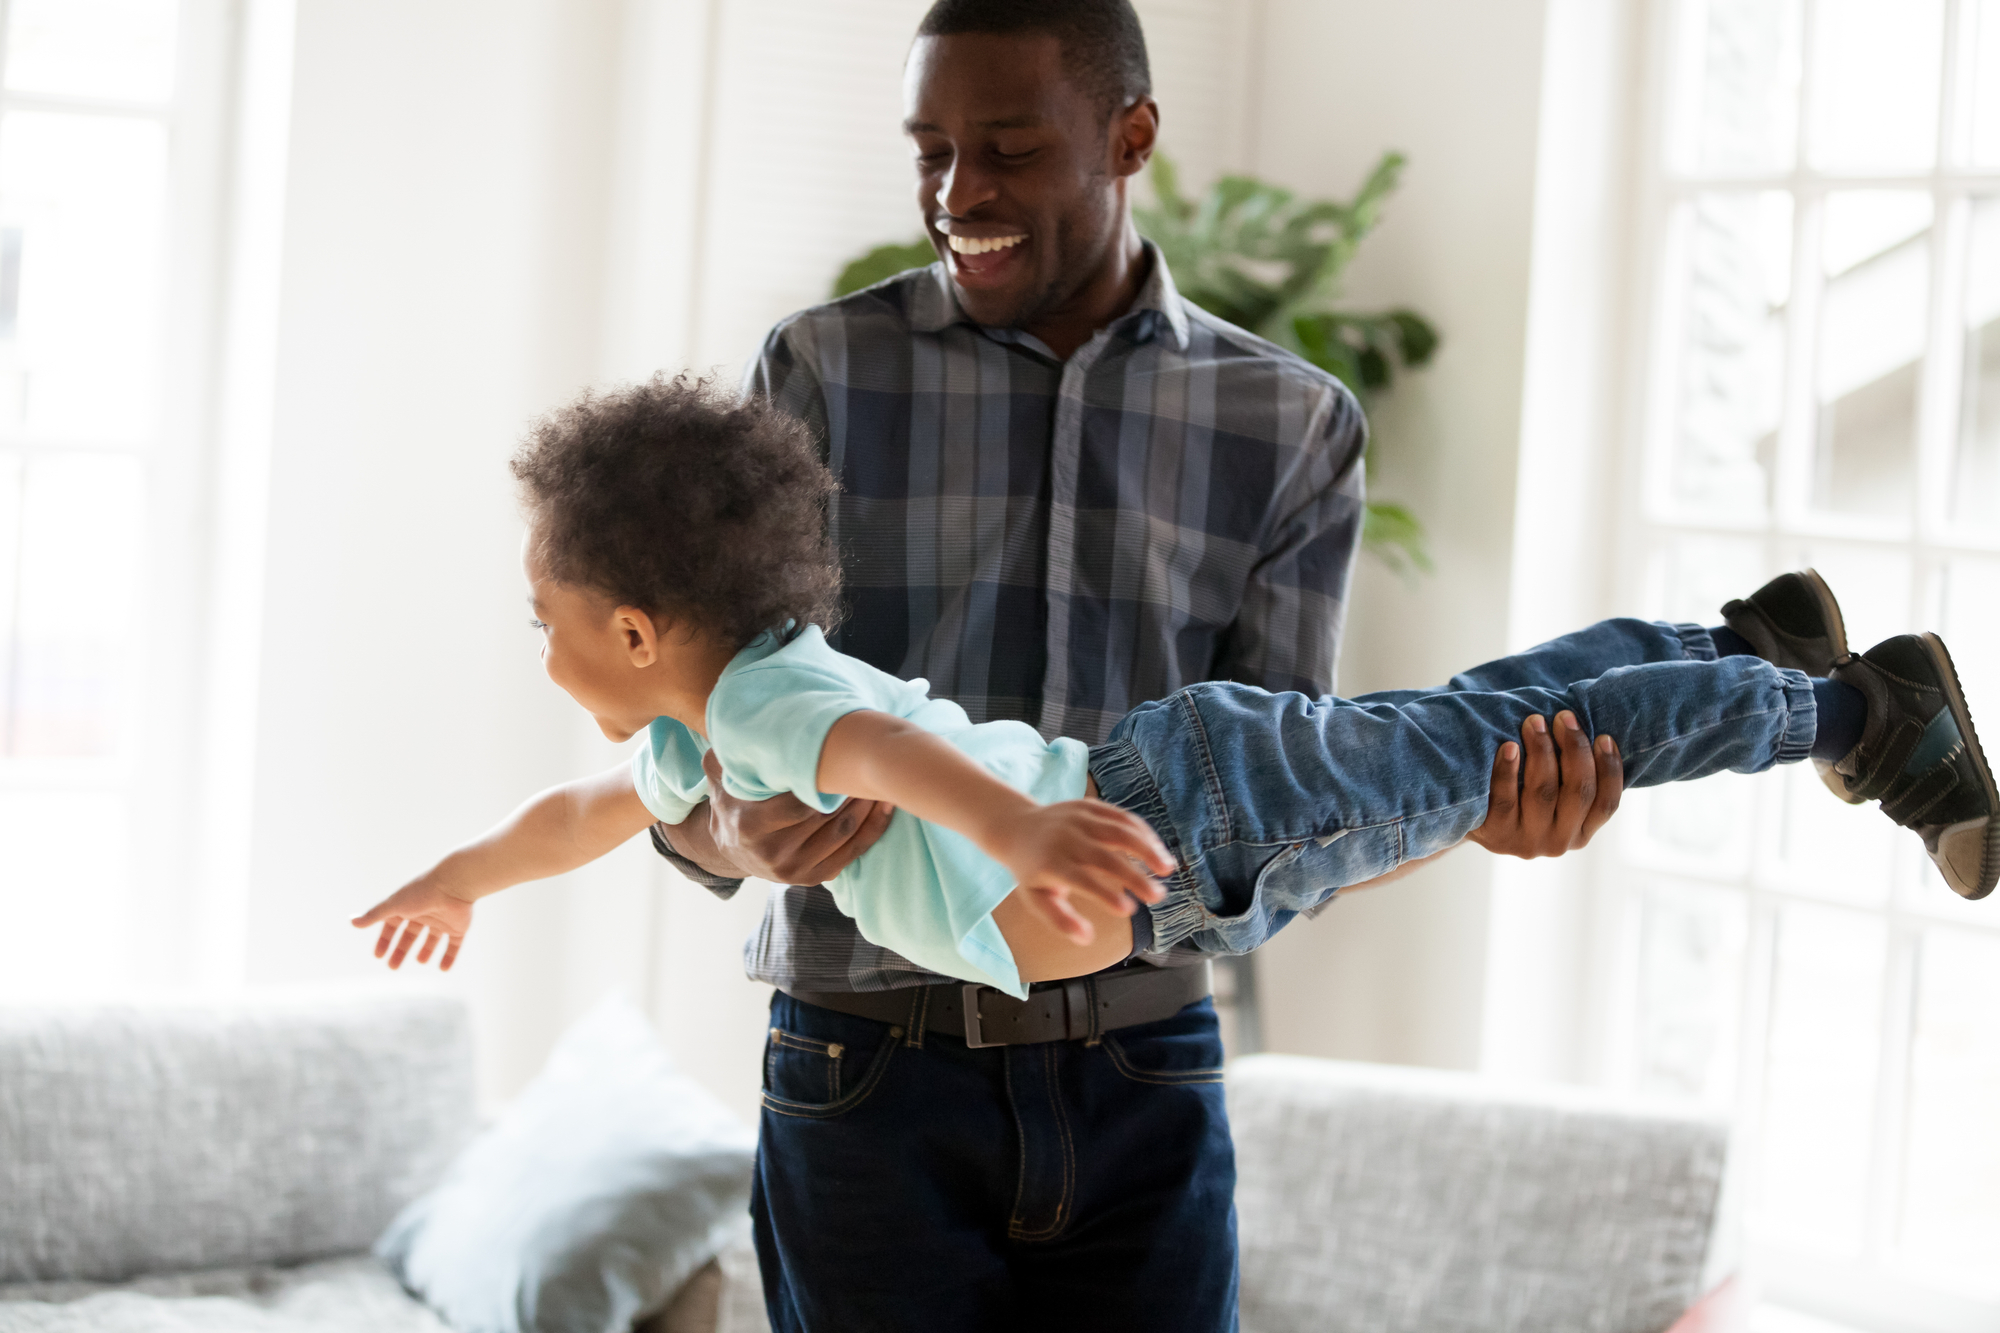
[439,934,463,972]
[352,902,391,928]
[388,921,423,969]
[1032,890,1096,945]
[1087,804,1173,875]
[374,920,400,959]
[415,929,442,966]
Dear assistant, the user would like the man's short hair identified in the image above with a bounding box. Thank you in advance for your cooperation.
[915,0,1151,115]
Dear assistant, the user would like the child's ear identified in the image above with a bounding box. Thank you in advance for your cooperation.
[615,606,659,667]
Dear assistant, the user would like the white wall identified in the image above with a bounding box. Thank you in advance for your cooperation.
[1245,0,1555,1072]
[235,0,629,1102]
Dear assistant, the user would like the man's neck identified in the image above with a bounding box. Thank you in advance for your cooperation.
[1020,222,1151,361]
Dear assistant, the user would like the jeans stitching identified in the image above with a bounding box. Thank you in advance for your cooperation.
[1005,1051,1030,1234]
[1175,691,1233,847]
[1011,1044,1078,1242]
[1101,1033,1226,1085]
[761,1030,899,1119]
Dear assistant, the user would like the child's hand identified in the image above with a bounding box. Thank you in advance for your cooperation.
[989,800,1174,944]
[351,874,476,971]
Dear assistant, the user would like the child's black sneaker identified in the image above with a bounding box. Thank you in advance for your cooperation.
[1829,633,1999,900]
[1722,569,1860,802]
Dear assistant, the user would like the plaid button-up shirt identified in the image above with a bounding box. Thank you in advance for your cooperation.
[654,245,1367,992]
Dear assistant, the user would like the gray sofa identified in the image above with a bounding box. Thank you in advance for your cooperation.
[0,995,1731,1333]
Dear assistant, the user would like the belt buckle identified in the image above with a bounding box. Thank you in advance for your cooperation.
[960,983,1002,1048]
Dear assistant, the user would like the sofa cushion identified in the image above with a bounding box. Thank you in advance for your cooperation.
[0,1254,451,1332]
[0,994,475,1284]
[374,998,756,1333]
[1229,1055,1729,1333]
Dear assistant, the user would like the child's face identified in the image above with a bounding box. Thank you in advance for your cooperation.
[523,542,667,743]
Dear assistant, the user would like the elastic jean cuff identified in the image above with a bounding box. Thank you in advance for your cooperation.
[1774,667,1818,766]
[1672,622,1719,661]
[1086,737,1207,953]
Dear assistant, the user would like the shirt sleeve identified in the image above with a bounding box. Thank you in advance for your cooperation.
[630,717,714,826]
[742,320,831,459]
[706,648,884,815]
[1212,379,1368,698]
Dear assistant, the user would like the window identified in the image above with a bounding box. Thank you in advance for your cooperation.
[0,0,225,998]
[1615,0,2000,1325]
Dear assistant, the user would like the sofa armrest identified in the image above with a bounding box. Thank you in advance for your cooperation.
[1230,1055,1731,1333]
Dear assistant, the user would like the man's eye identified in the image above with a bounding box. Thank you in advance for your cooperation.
[529,619,550,631]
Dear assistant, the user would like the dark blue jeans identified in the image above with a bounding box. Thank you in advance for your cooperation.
[752,990,1237,1333]
[1104,618,1818,955]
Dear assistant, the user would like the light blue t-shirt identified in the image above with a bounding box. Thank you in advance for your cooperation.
[631,626,1090,999]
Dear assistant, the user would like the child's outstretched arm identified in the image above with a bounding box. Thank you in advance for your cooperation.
[816,711,1173,945]
[351,763,656,970]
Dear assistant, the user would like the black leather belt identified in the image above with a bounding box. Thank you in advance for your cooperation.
[783,962,1211,1048]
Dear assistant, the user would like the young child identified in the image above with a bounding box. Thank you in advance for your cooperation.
[354,377,1997,997]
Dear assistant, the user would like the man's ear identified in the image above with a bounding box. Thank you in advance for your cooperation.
[1110,97,1158,178]
[614,606,660,667]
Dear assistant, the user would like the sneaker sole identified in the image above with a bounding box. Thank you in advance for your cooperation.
[1920,631,1999,900]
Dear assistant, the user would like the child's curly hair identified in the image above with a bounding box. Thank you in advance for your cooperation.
[511,374,841,647]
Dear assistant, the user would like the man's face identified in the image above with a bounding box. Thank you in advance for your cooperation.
[903,32,1140,331]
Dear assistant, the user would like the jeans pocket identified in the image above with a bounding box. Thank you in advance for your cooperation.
[761,1022,898,1119]
[1100,999,1225,1087]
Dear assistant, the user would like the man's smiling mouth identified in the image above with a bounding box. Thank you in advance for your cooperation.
[946,233,1027,255]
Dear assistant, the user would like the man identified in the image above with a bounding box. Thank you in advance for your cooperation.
[652,2,1622,1328]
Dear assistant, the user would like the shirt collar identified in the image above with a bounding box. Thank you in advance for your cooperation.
[906,238,1192,354]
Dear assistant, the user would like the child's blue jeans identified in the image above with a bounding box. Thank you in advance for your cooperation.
[1092,617,1817,955]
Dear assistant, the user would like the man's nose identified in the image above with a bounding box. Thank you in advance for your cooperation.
[938,152,997,217]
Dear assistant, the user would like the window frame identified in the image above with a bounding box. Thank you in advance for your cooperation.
[1603,1,2000,1328]
[0,0,252,992]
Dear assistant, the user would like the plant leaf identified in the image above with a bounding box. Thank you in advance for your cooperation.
[831,240,937,298]
[1362,500,1433,578]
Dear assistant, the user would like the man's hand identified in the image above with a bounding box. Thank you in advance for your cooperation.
[352,874,475,971]
[672,749,896,885]
[1469,710,1624,859]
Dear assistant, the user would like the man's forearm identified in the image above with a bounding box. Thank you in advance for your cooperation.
[654,801,750,880]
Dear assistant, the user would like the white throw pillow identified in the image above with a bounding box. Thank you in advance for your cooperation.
[375,998,756,1333]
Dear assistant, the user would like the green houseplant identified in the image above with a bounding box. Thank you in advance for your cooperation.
[831,150,1438,573]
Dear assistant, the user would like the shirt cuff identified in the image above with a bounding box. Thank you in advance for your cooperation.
[647,824,745,900]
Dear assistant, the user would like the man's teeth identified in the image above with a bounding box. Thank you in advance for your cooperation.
[947,233,1027,256]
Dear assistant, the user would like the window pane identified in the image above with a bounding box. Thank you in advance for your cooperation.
[1971,0,2000,167]
[1758,904,1884,1253]
[1636,771,1758,870]
[1955,199,2000,529]
[4,0,179,104]
[5,453,143,757]
[1899,928,2000,1287]
[1683,0,1802,173]
[0,790,133,1000]
[1635,881,1747,1104]
[0,111,169,443]
[1812,192,1930,520]
[1667,193,1791,518]
[1806,0,1944,172]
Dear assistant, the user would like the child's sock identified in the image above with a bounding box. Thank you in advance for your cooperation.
[1811,676,1867,762]
[1711,624,1758,658]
